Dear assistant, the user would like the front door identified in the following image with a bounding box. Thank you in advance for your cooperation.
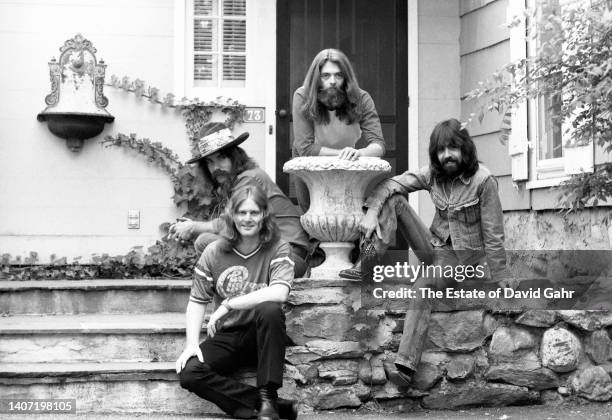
[275,0,408,197]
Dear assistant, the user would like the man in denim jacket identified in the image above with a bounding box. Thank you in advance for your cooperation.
[340,118,507,385]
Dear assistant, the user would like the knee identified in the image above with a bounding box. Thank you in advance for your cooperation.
[179,358,210,391]
[387,193,410,209]
[179,363,197,391]
[254,301,285,324]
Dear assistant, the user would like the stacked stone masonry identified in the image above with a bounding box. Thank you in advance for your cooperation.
[280,278,612,412]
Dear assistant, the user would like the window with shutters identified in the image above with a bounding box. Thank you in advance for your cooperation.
[192,0,246,88]
[509,0,594,188]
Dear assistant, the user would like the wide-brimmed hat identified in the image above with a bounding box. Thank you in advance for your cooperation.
[186,122,249,164]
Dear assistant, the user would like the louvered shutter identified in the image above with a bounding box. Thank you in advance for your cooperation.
[192,0,246,86]
[507,0,529,181]
[222,0,246,84]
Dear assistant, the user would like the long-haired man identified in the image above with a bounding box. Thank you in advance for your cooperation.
[342,118,507,386]
[291,48,386,210]
[177,185,298,420]
[170,122,311,277]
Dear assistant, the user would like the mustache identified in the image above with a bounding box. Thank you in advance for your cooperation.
[212,169,231,180]
[442,157,459,165]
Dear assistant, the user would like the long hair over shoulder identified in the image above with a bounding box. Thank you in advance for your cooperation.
[300,48,361,125]
[218,185,279,252]
[428,118,479,180]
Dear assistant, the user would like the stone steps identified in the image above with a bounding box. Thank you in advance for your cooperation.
[0,279,191,315]
[0,313,193,363]
[0,362,220,414]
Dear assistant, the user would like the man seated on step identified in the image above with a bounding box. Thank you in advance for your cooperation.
[340,118,510,385]
[176,185,298,420]
[169,122,311,278]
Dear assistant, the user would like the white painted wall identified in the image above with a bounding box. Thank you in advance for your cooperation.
[0,0,194,262]
[417,0,462,224]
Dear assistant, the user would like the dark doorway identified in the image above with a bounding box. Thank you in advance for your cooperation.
[276,0,408,197]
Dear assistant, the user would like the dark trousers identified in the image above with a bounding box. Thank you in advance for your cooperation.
[179,302,287,419]
[376,195,493,371]
[195,232,308,278]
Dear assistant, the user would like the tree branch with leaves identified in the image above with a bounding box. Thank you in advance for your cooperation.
[465,0,612,211]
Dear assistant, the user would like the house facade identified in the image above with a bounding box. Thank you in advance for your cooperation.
[0,0,609,263]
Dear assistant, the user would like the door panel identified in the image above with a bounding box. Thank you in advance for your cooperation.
[277,0,407,197]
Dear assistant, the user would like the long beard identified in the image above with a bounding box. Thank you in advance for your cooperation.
[317,87,347,110]
[213,170,233,211]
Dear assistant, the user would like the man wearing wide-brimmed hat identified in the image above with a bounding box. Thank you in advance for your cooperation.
[170,122,311,277]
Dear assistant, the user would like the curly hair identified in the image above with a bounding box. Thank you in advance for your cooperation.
[300,48,361,125]
[218,185,279,252]
[428,118,480,180]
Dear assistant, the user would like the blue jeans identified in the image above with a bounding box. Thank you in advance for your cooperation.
[376,195,491,371]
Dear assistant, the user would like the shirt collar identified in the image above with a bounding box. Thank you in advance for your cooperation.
[458,173,472,185]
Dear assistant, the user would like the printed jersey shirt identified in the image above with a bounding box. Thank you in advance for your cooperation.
[190,239,294,329]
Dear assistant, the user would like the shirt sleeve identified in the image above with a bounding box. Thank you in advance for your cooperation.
[291,88,322,157]
[364,166,430,214]
[358,90,386,154]
[478,176,507,277]
[269,241,295,291]
[190,246,215,305]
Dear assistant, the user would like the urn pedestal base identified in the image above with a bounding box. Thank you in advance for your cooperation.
[310,242,354,278]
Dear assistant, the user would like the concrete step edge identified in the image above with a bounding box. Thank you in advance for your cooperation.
[0,312,195,334]
[0,362,178,384]
[0,361,175,375]
[0,279,191,291]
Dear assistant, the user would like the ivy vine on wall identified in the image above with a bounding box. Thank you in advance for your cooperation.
[0,77,248,280]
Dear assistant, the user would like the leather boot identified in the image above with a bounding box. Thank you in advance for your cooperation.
[277,398,298,420]
[258,386,280,420]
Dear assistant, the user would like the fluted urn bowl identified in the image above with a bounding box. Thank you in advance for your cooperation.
[284,156,391,278]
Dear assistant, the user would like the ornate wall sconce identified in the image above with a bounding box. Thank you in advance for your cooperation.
[37,34,114,152]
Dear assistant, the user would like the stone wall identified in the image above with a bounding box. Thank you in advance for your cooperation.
[504,208,612,250]
[278,278,612,412]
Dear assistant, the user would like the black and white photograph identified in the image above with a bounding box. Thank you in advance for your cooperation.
[1,0,611,419]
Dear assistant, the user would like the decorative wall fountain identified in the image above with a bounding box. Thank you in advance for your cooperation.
[37,33,114,152]
[283,156,391,278]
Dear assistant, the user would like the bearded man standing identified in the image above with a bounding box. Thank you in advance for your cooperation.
[291,48,386,211]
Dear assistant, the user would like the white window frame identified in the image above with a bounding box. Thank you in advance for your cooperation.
[173,0,273,103]
[508,0,593,190]
[190,0,247,88]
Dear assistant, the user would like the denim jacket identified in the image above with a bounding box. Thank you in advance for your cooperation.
[365,164,506,276]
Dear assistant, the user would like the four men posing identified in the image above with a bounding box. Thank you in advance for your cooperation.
[175,48,507,419]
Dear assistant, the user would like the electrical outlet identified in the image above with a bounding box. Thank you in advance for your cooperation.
[127,210,140,229]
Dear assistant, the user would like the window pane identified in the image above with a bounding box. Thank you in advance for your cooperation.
[194,0,217,16]
[538,95,563,160]
[223,20,246,52]
[222,55,246,81]
[194,54,217,83]
[194,19,217,52]
[223,0,246,16]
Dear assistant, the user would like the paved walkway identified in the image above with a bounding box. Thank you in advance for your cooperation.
[4,402,612,420]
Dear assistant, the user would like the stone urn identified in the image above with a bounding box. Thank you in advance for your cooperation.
[284,157,391,278]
